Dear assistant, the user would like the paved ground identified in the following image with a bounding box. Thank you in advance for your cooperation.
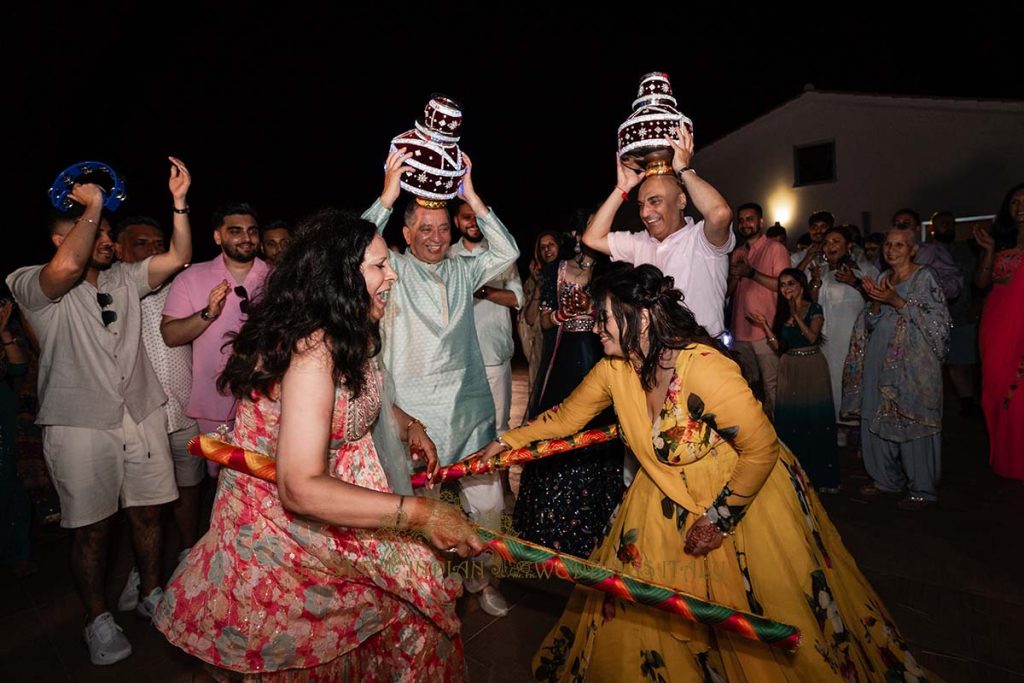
[2,363,1021,682]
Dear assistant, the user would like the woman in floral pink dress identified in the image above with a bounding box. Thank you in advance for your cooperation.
[154,208,483,681]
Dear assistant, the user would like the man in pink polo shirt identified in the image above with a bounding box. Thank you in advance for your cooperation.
[728,202,790,417]
[161,203,269,439]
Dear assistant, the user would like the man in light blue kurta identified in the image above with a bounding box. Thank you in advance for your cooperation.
[363,155,518,467]
[363,151,520,616]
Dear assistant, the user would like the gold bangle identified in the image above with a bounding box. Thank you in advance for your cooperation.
[74,217,98,226]
[406,417,426,433]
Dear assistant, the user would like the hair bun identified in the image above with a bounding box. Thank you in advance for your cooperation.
[656,276,682,305]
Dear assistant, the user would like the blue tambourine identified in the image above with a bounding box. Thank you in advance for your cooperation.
[48,161,126,212]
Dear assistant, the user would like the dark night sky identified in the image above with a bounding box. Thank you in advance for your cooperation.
[4,4,1021,278]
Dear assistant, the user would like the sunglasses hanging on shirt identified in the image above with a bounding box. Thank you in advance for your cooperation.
[96,292,117,327]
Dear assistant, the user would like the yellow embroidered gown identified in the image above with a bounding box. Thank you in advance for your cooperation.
[500,345,929,682]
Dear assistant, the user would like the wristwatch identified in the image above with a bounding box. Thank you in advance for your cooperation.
[199,307,214,321]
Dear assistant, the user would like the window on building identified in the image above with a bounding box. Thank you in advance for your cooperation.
[793,141,836,186]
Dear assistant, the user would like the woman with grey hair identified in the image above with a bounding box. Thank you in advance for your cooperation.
[843,225,950,510]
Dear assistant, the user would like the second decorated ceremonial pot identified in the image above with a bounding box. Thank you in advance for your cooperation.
[617,72,693,176]
[390,95,467,208]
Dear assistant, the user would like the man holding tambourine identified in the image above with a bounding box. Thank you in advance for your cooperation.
[7,158,193,666]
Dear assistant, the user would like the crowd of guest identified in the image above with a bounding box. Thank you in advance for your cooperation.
[1,141,1020,679]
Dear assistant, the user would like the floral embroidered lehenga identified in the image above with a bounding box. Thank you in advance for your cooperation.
[502,345,929,682]
[154,364,465,681]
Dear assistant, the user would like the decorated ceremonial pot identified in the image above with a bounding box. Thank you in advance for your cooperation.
[389,95,467,209]
[48,161,127,212]
[617,72,694,176]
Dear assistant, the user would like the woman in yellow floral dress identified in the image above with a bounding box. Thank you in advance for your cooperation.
[477,265,929,682]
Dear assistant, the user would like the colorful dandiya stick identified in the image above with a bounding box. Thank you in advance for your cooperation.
[478,528,801,652]
[187,434,278,482]
[187,433,802,651]
[409,424,620,488]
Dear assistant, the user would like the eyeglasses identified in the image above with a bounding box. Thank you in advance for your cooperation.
[96,292,117,327]
[234,285,250,313]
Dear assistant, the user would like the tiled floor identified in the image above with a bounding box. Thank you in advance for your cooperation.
[2,363,1022,682]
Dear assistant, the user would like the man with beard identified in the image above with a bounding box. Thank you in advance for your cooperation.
[449,199,524,434]
[162,203,268,440]
[7,164,192,665]
[260,219,290,266]
[582,125,734,336]
[931,210,980,416]
[727,202,789,416]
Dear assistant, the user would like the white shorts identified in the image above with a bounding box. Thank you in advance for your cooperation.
[43,409,178,528]
[169,422,204,488]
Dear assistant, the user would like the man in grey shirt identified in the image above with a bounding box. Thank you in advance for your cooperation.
[7,163,192,665]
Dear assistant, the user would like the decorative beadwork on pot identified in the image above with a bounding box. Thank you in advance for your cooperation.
[390,95,467,208]
[617,72,693,175]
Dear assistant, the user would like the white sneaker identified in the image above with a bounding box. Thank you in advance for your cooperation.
[477,585,510,618]
[84,612,132,665]
[136,587,164,621]
[117,567,140,612]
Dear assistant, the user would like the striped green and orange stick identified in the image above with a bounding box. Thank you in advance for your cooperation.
[187,433,801,651]
[478,528,801,651]
[410,424,619,488]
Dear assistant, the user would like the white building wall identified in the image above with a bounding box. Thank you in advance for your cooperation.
[694,92,1024,242]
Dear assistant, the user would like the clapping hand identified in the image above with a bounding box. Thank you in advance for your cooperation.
[861,276,902,307]
[207,280,230,319]
[834,263,857,286]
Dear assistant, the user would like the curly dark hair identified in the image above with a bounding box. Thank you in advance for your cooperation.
[591,265,727,391]
[219,208,380,400]
[992,182,1024,251]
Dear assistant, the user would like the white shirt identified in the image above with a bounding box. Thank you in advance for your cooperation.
[607,219,735,336]
[448,239,524,366]
[140,287,195,433]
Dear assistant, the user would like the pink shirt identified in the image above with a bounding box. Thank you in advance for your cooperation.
[607,219,734,336]
[731,235,790,341]
[162,255,269,425]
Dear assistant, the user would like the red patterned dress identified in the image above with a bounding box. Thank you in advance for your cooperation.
[154,363,466,681]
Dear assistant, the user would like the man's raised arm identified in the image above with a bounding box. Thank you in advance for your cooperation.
[582,156,645,256]
[457,153,520,289]
[362,149,414,233]
[147,157,193,289]
[38,184,105,300]
[666,126,732,247]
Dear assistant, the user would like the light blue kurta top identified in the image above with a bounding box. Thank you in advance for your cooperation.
[362,199,520,465]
